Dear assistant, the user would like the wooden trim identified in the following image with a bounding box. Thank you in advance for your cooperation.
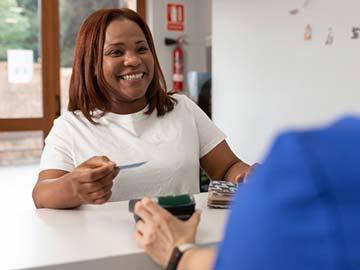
[0,1,60,140]
[41,0,60,138]
[137,0,146,21]
[0,119,43,132]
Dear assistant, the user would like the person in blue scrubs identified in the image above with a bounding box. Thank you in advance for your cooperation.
[134,116,360,270]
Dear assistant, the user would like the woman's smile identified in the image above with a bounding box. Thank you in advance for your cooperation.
[118,72,145,80]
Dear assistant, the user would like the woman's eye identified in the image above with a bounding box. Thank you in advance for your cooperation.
[138,47,148,53]
[109,50,123,56]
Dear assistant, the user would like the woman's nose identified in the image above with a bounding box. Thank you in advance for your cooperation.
[123,53,141,66]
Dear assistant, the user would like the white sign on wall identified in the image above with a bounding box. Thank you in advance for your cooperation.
[7,49,34,84]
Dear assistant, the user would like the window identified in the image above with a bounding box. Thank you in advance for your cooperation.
[0,0,144,166]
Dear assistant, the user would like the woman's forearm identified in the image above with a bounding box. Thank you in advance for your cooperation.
[32,176,82,209]
[224,160,250,182]
[178,248,216,270]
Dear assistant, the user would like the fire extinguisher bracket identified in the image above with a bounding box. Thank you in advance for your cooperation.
[164,38,177,46]
[164,35,188,46]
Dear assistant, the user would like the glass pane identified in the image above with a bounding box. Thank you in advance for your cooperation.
[60,0,137,114]
[0,131,43,166]
[0,0,42,118]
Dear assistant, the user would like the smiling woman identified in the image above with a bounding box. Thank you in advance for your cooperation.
[67,8,176,122]
[102,19,155,113]
[32,8,252,209]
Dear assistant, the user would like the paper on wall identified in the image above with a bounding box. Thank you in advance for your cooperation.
[7,49,34,84]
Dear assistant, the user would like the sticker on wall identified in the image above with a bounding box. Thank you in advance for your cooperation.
[290,0,312,15]
[325,28,334,45]
[304,24,312,41]
[167,3,184,32]
[289,8,299,15]
[351,27,360,39]
[303,0,312,8]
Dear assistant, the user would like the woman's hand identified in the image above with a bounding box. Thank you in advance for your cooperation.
[134,198,201,268]
[233,163,259,183]
[67,156,119,204]
[33,155,119,209]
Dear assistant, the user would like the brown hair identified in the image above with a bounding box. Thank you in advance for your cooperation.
[68,8,176,123]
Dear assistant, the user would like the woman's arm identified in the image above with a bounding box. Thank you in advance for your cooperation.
[33,170,82,209]
[32,156,118,209]
[200,140,251,183]
[178,248,215,270]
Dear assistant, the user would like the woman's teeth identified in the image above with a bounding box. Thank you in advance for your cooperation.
[120,73,144,80]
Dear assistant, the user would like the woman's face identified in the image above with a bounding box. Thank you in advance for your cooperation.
[102,19,154,109]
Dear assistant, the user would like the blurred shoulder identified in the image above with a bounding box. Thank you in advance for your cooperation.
[52,110,91,129]
[172,93,197,110]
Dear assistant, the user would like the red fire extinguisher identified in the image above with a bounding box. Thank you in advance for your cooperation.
[172,40,184,92]
[165,36,186,92]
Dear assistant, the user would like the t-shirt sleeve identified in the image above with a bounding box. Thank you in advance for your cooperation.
[39,115,75,172]
[181,95,226,158]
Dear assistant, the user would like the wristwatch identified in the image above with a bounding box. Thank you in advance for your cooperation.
[166,243,197,270]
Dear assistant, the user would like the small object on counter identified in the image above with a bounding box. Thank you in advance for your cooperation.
[129,194,196,222]
[207,181,238,209]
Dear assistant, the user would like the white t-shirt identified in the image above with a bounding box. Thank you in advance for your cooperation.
[40,94,226,201]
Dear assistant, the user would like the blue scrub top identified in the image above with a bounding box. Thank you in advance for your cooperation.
[214,117,360,270]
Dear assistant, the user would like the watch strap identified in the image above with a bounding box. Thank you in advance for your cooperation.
[166,243,197,270]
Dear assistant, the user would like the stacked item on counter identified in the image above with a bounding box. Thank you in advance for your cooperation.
[207,180,239,209]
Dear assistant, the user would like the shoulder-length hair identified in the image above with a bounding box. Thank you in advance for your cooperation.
[68,8,176,123]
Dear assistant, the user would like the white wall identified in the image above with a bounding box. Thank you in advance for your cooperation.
[146,0,211,90]
[213,0,360,163]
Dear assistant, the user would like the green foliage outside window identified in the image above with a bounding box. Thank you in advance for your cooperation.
[0,0,39,61]
[0,0,125,65]
[59,0,120,67]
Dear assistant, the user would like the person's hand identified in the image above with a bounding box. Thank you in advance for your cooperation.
[234,163,259,183]
[134,197,201,268]
[66,156,119,204]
